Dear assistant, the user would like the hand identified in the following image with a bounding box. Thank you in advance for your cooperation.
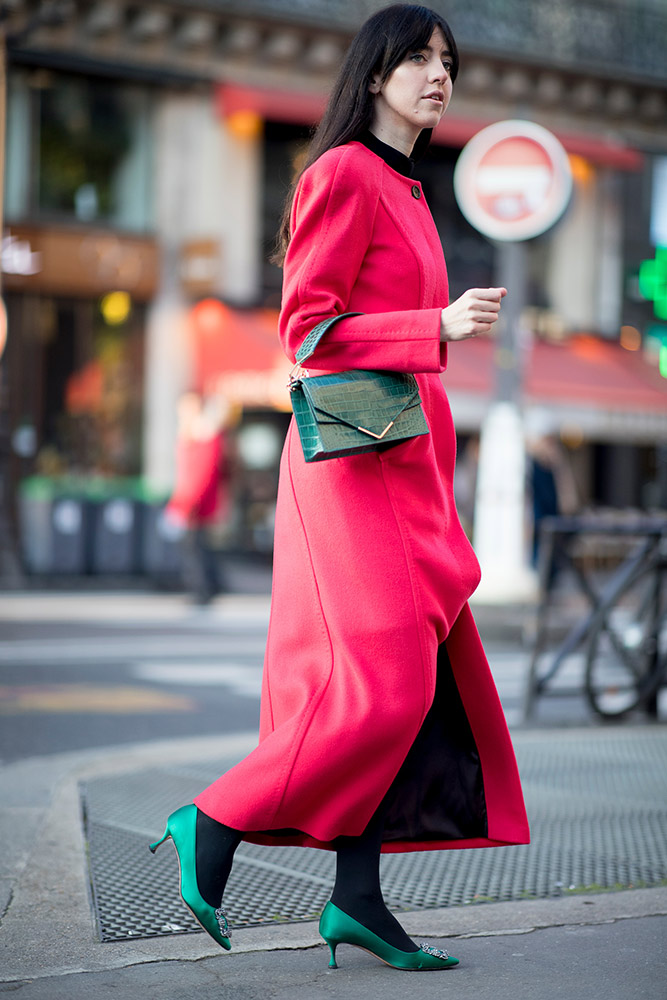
[440,287,507,342]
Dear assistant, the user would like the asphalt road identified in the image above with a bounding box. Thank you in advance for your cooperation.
[2,587,654,764]
[0,598,266,763]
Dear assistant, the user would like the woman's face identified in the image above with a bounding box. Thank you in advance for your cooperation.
[369,27,453,154]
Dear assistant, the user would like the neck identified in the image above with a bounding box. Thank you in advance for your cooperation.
[368,123,418,159]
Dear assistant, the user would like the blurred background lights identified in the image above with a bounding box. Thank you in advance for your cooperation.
[237,422,282,470]
[0,298,7,360]
[638,246,667,320]
[227,109,263,140]
[644,324,667,379]
[100,290,131,325]
[191,297,229,335]
[560,424,584,449]
[567,154,594,186]
[619,325,641,351]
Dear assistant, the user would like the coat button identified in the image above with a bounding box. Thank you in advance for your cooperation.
[411,185,421,199]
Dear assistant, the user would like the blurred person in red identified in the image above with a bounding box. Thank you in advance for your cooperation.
[166,390,231,604]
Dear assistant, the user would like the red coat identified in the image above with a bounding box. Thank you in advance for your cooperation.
[195,141,529,852]
[166,435,224,527]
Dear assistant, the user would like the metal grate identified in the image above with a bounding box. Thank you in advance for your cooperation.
[81,730,667,942]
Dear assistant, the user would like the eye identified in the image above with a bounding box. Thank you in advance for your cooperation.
[442,59,454,74]
[409,52,426,63]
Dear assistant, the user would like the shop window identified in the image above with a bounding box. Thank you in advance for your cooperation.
[261,121,312,308]
[7,293,146,479]
[5,69,154,232]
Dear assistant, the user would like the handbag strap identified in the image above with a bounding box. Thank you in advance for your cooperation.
[295,312,364,365]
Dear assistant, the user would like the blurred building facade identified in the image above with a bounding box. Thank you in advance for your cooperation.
[2,0,667,566]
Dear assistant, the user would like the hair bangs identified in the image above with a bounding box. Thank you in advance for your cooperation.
[376,6,459,84]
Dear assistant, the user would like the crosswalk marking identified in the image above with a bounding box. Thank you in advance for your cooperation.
[0,684,196,714]
[132,662,263,696]
[0,636,266,663]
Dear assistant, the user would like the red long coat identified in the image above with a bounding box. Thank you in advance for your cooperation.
[166,435,224,527]
[195,141,529,853]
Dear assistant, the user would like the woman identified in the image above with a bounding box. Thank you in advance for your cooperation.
[151,3,529,971]
[166,391,230,604]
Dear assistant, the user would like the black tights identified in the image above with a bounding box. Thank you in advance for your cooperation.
[195,811,242,907]
[195,803,417,952]
[330,798,419,952]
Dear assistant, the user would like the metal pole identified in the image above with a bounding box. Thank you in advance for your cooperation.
[495,240,526,405]
[472,238,534,601]
[0,24,24,585]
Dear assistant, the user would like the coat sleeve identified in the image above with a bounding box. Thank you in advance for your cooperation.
[279,146,447,374]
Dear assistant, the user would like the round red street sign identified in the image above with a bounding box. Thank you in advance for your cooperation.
[453,120,573,241]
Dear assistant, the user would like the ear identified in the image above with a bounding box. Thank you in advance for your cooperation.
[368,73,382,94]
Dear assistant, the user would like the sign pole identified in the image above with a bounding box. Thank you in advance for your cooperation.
[472,240,534,601]
[496,240,525,407]
[0,23,23,587]
[453,120,572,602]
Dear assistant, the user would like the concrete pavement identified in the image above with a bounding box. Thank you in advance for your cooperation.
[1,728,666,995]
[2,916,666,1000]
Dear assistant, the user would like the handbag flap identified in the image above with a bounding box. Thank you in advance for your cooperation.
[300,371,421,438]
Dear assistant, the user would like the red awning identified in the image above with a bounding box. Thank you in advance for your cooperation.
[216,84,643,171]
[188,301,291,409]
[189,301,282,376]
[190,301,666,419]
[444,334,667,412]
[217,83,327,128]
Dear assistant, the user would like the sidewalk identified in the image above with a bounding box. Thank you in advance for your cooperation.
[1,728,666,997]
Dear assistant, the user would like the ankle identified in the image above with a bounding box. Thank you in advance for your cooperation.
[195,809,241,907]
[331,886,381,913]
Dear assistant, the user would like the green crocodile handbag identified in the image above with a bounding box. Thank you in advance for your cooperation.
[288,313,430,463]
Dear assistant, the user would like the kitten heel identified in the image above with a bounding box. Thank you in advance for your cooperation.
[326,940,339,969]
[148,829,171,854]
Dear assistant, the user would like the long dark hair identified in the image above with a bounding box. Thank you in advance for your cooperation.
[273,4,458,263]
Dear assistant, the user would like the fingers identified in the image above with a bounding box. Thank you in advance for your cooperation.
[467,287,506,305]
[441,287,507,342]
[471,287,507,301]
[467,287,506,328]
[474,301,501,317]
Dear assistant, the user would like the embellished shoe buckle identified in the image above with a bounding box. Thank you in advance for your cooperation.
[214,903,231,938]
[419,942,449,959]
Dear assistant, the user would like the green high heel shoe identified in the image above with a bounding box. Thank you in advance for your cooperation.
[149,804,231,951]
[319,901,459,971]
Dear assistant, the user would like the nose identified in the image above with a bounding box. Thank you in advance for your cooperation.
[428,57,447,82]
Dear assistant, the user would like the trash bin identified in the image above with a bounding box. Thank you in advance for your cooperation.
[90,494,141,574]
[51,495,90,574]
[18,478,91,574]
[139,489,184,581]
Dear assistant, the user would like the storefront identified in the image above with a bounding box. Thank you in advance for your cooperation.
[4,225,156,478]
[3,65,157,491]
[3,0,665,579]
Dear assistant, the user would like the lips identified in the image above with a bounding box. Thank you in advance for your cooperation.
[423,92,444,103]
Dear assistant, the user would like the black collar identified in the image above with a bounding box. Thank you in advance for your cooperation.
[357,130,415,178]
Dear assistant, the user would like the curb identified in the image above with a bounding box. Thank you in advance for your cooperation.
[2,732,666,983]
